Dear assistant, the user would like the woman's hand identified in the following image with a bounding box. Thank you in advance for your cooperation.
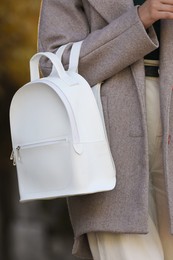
[138,0,173,28]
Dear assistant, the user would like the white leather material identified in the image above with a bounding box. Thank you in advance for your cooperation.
[9,41,116,202]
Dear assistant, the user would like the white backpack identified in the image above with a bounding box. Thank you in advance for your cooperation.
[9,41,116,202]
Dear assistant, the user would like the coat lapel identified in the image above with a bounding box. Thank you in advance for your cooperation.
[87,0,133,23]
[131,60,145,107]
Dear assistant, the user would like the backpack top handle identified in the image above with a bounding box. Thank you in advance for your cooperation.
[30,52,67,81]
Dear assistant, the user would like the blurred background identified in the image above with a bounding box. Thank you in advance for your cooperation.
[0,1,76,259]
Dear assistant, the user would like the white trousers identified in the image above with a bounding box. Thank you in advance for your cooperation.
[87,75,173,260]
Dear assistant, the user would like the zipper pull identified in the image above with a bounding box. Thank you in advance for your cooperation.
[10,150,16,166]
[16,146,21,161]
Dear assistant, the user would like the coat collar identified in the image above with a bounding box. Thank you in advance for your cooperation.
[87,0,134,23]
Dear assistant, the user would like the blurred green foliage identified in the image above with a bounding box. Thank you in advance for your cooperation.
[0,0,41,88]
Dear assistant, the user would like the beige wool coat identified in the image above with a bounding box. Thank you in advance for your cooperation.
[38,0,173,258]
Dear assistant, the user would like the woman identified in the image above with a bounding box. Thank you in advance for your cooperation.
[38,0,173,259]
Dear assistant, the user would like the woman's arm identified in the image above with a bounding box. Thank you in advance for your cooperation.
[38,0,158,86]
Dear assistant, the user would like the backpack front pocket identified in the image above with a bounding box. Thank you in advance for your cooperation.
[12,137,73,199]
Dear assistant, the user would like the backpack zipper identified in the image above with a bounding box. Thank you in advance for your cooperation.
[10,136,68,165]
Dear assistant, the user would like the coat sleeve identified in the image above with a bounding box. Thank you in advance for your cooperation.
[38,0,159,86]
